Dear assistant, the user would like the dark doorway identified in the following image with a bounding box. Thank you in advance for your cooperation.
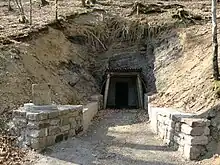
[115,82,128,108]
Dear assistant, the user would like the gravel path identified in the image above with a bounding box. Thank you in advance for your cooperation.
[29,109,200,165]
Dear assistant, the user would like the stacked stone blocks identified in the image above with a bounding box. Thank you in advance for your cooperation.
[13,105,83,151]
[12,84,84,151]
[172,117,210,160]
[148,100,210,160]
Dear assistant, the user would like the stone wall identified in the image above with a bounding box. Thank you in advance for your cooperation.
[148,98,210,160]
[196,104,220,157]
[13,104,83,151]
[90,94,103,110]
[83,94,103,131]
[12,83,103,152]
[83,102,99,131]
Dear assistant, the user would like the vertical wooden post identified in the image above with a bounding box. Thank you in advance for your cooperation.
[104,74,110,109]
[137,74,143,109]
[55,0,58,20]
[29,0,32,25]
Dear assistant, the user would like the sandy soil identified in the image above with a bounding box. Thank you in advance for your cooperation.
[25,109,205,165]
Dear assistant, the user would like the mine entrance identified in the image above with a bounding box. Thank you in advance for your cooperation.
[115,82,129,108]
[102,68,146,109]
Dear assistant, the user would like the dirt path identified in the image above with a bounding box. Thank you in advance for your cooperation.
[29,109,200,165]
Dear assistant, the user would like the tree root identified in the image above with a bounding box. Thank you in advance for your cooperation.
[128,2,165,16]
[41,0,49,7]
[172,8,202,24]
[128,2,202,24]
[19,15,29,24]
[128,2,185,16]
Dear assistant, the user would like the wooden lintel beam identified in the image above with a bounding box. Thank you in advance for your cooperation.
[107,72,140,76]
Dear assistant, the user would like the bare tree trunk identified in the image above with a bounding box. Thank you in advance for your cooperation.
[17,0,28,23]
[29,0,32,25]
[212,0,220,80]
[41,0,49,6]
[82,0,86,7]
[90,0,96,4]
[8,0,13,11]
[55,0,58,20]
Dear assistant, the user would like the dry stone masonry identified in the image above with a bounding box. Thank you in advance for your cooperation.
[83,94,103,131]
[196,104,220,157]
[148,96,210,160]
[12,84,84,151]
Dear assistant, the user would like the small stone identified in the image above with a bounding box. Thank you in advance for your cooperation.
[164,120,175,127]
[27,112,48,121]
[61,124,70,132]
[208,110,216,118]
[50,118,61,126]
[13,109,26,118]
[60,115,69,126]
[181,118,210,127]
[173,135,182,145]
[184,145,206,160]
[69,129,76,137]
[90,95,101,101]
[48,111,59,119]
[181,124,206,136]
[12,117,27,128]
[30,137,46,150]
[184,134,208,145]
[70,119,77,129]
[204,127,210,135]
[28,128,48,138]
[59,109,70,116]
[175,122,181,132]
[27,120,50,129]
[48,126,61,135]
[70,110,79,117]
[178,145,184,153]
[46,136,56,146]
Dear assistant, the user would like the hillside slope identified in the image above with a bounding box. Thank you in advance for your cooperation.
[151,24,216,113]
[0,27,98,114]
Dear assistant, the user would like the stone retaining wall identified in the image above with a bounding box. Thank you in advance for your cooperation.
[12,93,103,151]
[13,104,83,151]
[196,104,220,157]
[83,102,98,131]
[148,98,210,160]
[83,94,103,131]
